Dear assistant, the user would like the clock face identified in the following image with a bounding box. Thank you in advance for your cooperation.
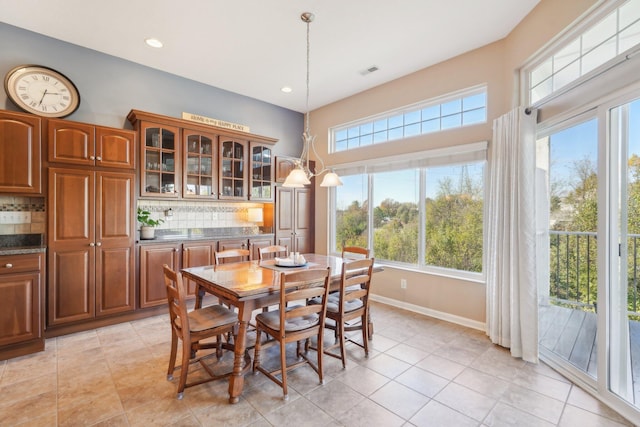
[4,65,80,118]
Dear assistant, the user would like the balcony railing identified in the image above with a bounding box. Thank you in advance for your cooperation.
[549,230,640,317]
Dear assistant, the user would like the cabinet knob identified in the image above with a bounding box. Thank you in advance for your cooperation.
[96,242,102,247]
[96,156,102,161]
[4,263,13,268]
[89,243,95,247]
[90,156,95,160]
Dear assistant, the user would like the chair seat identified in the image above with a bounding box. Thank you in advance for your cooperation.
[310,294,364,313]
[175,304,238,332]
[256,305,320,332]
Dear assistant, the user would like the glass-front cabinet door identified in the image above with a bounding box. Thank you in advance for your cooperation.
[219,137,247,199]
[140,122,180,197]
[250,143,273,200]
[183,130,217,198]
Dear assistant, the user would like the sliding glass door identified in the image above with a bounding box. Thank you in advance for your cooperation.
[537,116,599,385]
[538,91,640,413]
[608,96,640,405]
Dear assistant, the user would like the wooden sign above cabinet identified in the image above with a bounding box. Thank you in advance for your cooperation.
[127,110,277,201]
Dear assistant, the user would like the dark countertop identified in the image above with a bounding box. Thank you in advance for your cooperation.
[137,227,274,245]
[0,234,46,256]
[0,247,47,256]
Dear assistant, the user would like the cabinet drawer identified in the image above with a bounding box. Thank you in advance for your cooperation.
[0,253,43,275]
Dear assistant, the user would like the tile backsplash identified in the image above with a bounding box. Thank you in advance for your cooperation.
[137,200,269,231]
[0,196,46,235]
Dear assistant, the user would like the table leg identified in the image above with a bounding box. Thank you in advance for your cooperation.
[228,302,252,404]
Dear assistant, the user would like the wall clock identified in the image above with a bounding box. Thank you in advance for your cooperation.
[4,64,80,118]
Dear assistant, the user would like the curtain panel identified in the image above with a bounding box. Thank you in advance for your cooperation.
[486,107,539,363]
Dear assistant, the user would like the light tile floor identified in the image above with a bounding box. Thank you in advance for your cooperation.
[0,301,635,426]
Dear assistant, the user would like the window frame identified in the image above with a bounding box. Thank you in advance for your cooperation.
[522,0,640,108]
[329,143,487,282]
[329,85,487,154]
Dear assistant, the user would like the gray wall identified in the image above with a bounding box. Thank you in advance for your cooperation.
[0,23,303,157]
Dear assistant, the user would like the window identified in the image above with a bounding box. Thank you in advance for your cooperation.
[331,143,486,277]
[335,174,368,249]
[528,0,640,104]
[425,163,484,272]
[331,86,487,153]
[373,170,419,264]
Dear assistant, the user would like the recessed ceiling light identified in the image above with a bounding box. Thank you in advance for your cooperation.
[145,38,163,48]
[281,86,292,93]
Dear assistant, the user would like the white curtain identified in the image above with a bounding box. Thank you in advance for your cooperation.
[486,107,539,363]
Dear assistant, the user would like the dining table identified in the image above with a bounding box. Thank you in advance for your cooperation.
[181,253,379,404]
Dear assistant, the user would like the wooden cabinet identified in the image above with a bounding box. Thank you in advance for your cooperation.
[0,110,41,194]
[249,236,274,260]
[182,240,217,294]
[275,156,298,184]
[128,110,277,200]
[0,252,44,360]
[250,143,273,200]
[48,119,135,169]
[139,122,180,197]
[219,137,248,199]
[218,238,249,252]
[183,130,217,198]
[139,243,180,308]
[48,168,135,326]
[275,186,315,254]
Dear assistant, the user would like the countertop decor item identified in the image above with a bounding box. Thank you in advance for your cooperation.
[4,64,80,118]
[137,207,164,239]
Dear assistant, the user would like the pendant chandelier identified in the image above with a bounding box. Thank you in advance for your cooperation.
[283,12,342,188]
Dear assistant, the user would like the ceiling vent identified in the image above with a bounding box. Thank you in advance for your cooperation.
[360,65,379,76]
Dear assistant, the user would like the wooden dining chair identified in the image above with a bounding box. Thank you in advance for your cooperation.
[311,258,374,368]
[258,244,288,260]
[252,267,332,400]
[162,264,250,399]
[215,248,251,265]
[341,246,370,259]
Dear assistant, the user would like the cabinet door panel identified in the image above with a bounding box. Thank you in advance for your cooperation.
[249,237,274,260]
[140,123,180,198]
[96,127,135,169]
[49,168,94,245]
[48,120,94,166]
[96,246,134,315]
[96,172,134,242]
[0,111,41,194]
[276,186,294,233]
[139,245,180,308]
[0,272,41,346]
[48,248,95,325]
[182,242,216,295]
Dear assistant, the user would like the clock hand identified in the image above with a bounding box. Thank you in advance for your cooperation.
[38,89,48,106]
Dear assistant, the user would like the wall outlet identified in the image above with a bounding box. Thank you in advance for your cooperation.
[400,278,407,289]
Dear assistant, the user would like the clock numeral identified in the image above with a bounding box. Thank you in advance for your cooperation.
[18,86,26,91]
[41,106,48,112]
[62,96,69,101]
[29,101,37,107]
[42,76,50,82]
[20,94,29,100]
[61,88,68,93]
[30,75,38,81]
[51,106,58,111]
[60,102,68,108]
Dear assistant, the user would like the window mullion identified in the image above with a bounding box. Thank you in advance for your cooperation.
[419,168,427,267]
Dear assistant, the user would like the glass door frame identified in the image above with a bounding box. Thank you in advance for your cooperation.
[537,81,640,423]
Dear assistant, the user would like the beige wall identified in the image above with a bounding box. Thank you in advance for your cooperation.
[309,0,599,326]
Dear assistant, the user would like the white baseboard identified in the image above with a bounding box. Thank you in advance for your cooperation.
[369,293,486,332]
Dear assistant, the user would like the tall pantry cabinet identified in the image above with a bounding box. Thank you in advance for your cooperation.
[47,120,136,327]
